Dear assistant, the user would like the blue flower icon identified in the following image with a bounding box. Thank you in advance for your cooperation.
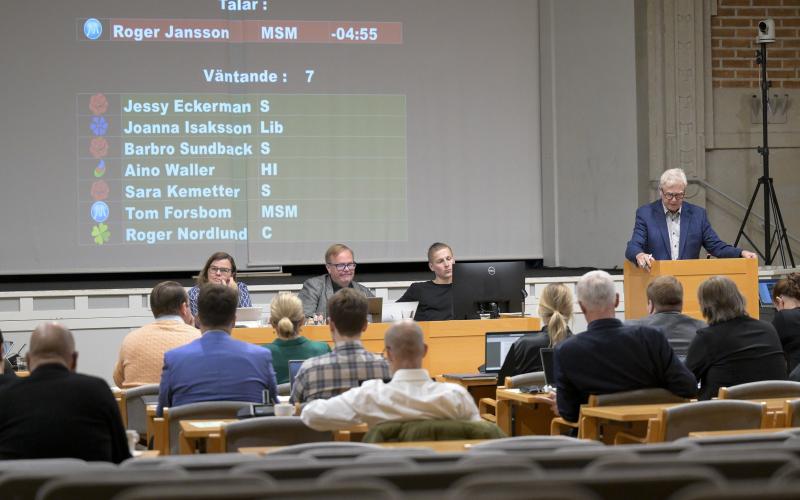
[84,18,103,40]
[90,116,108,136]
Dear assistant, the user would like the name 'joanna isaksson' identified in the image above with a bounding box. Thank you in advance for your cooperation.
[123,121,253,135]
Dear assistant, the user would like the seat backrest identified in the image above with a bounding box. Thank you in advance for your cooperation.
[718,380,800,400]
[589,388,689,406]
[222,416,333,452]
[507,371,546,388]
[115,480,402,500]
[123,384,160,435]
[165,401,253,455]
[659,400,767,442]
[363,419,505,443]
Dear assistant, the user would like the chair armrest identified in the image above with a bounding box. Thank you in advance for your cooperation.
[479,398,497,423]
[550,416,579,435]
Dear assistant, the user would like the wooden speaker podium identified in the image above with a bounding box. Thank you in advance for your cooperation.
[623,258,759,321]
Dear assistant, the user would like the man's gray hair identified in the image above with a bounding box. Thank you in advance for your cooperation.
[697,276,747,325]
[576,270,617,311]
[659,168,688,189]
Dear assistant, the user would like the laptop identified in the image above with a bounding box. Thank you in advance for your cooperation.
[382,301,418,322]
[288,359,305,391]
[2,341,12,359]
[483,331,529,373]
[539,347,555,387]
[235,306,263,327]
[759,279,777,307]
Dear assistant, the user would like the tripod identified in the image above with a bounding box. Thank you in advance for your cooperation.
[733,41,795,267]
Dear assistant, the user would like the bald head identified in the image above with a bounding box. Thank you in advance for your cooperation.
[28,322,77,371]
[383,321,427,372]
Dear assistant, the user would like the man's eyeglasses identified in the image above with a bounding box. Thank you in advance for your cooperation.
[662,191,685,201]
[209,266,233,275]
[327,262,357,272]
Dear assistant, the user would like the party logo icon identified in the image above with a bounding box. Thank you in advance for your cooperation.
[89,136,108,158]
[90,180,109,200]
[89,93,108,115]
[84,18,103,40]
[94,160,106,178]
[90,201,109,223]
[90,116,108,136]
[91,223,110,245]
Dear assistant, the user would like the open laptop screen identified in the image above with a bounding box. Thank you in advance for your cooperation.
[288,359,305,390]
[483,331,529,373]
[539,347,554,386]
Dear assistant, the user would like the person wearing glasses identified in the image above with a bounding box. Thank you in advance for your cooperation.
[188,251,252,317]
[298,243,374,320]
[625,168,756,271]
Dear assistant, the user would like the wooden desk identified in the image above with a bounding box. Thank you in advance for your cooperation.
[179,419,237,454]
[494,388,557,436]
[240,439,490,455]
[438,375,498,408]
[688,427,794,438]
[233,318,540,375]
[579,403,682,441]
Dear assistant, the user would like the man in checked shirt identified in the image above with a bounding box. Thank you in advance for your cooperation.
[290,288,390,403]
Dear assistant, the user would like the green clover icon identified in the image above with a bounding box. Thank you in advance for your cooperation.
[91,223,110,245]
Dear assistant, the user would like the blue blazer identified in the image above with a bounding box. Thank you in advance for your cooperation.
[625,200,742,263]
[157,331,278,414]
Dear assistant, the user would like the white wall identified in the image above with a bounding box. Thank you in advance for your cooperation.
[539,0,640,268]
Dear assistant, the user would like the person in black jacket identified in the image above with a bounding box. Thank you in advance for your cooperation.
[397,242,455,321]
[0,323,131,463]
[772,273,800,374]
[554,271,696,423]
[686,276,786,400]
[497,283,573,384]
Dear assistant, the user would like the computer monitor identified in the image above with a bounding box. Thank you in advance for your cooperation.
[483,331,529,373]
[452,261,526,319]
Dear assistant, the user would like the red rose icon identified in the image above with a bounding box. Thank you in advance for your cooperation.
[90,180,109,201]
[89,137,108,158]
[89,93,108,115]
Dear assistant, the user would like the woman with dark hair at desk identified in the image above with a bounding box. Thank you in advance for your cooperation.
[772,273,800,376]
[187,251,252,318]
[497,283,573,384]
[686,276,786,400]
[397,242,455,321]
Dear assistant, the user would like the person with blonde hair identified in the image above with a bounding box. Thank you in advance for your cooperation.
[686,275,785,400]
[263,292,330,384]
[497,283,573,383]
[772,273,800,374]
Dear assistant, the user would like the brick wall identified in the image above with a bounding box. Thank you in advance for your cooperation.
[712,0,800,88]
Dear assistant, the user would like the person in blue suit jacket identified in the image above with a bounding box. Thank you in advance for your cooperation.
[157,284,278,416]
[625,168,756,270]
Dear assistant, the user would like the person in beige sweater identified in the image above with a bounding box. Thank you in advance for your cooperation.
[113,281,199,387]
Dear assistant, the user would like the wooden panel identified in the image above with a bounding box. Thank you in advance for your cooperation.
[233,317,540,375]
[624,258,759,320]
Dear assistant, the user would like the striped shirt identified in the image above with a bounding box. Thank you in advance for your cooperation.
[289,341,390,403]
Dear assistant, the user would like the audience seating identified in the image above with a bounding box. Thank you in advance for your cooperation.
[718,381,800,400]
[118,384,159,441]
[162,401,253,455]
[36,470,270,500]
[550,387,689,440]
[234,456,417,481]
[122,452,264,472]
[363,419,505,442]
[0,461,117,500]
[448,467,723,500]
[113,479,403,500]
[220,416,332,452]
[669,481,800,500]
[615,400,768,444]
[261,441,382,456]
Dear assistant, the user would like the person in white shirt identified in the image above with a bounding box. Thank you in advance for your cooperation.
[300,320,480,431]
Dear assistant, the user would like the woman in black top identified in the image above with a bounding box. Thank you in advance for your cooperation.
[397,242,455,321]
[497,283,574,384]
[686,276,786,400]
[772,273,800,374]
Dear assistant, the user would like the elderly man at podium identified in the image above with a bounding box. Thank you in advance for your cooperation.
[625,168,756,271]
